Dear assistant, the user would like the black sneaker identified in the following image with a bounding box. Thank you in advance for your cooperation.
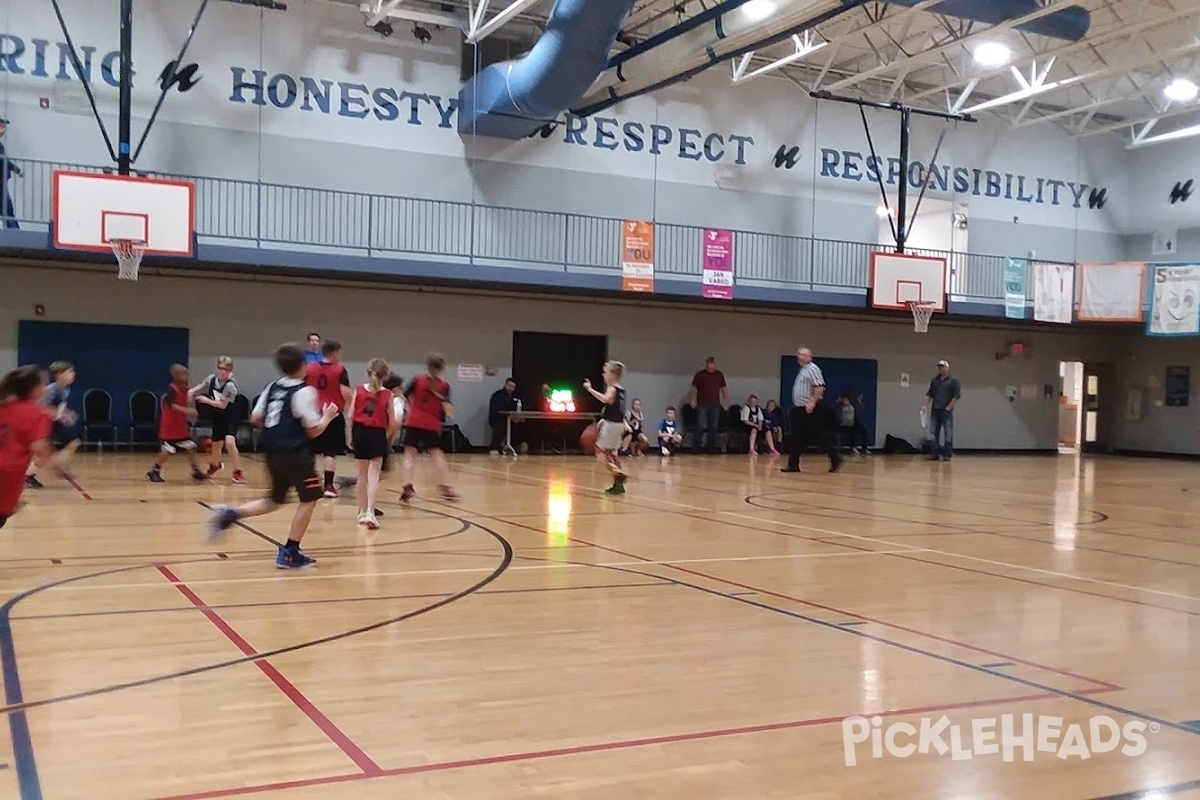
[147,469,165,483]
[24,475,44,489]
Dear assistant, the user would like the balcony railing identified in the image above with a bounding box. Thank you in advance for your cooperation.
[3,157,1058,304]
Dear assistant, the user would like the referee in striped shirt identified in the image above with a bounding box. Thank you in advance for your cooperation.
[781,347,842,474]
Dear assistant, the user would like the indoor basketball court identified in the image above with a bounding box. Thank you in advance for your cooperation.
[3,0,1200,797]
[3,452,1200,799]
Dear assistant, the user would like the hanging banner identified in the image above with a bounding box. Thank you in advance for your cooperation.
[621,220,655,293]
[702,228,734,300]
[1003,257,1027,319]
[1077,261,1146,322]
[1032,261,1074,324]
[1147,264,1200,337]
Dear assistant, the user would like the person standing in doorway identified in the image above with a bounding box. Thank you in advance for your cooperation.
[780,347,841,474]
[689,356,728,454]
[922,359,961,461]
[0,118,23,229]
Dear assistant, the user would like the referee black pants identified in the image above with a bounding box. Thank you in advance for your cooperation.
[786,405,841,472]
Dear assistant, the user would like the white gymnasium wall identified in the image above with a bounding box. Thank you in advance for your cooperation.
[0,0,1127,262]
[1122,135,1200,261]
[0,263,1124,449]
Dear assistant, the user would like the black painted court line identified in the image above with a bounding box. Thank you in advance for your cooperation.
[980,661,1014,668]
[1088,778,1200,799]
[10,580,673,622]
[838,621,868,626]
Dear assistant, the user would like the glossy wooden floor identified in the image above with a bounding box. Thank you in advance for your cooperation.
[2,450,1199,799]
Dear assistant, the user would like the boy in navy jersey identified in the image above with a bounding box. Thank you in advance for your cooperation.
[583,360,629,495]
[657,405,683,456]
[208,344,339,569]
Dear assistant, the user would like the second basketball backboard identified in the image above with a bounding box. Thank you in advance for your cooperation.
[870,252,947,312]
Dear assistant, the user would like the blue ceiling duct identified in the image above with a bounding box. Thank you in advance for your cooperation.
[888,0,1091,42]
[457,0,637,140]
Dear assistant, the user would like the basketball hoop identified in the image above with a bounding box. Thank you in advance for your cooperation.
[907,300,937,333]
[111,238,146,281]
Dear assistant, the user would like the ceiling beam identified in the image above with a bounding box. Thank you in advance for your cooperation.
[905,2,1200,103]
[819,0,1089,93]
[466,0,540,43]
[958,39,1200,115]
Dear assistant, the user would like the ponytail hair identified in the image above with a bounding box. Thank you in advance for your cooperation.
[0,365,45,404]
[366,358,390,393]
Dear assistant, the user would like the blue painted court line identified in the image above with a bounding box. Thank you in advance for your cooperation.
[0,561,162,800]
[1182,719,1200,732]
[838,621,868,626]
[980,661,1015,668]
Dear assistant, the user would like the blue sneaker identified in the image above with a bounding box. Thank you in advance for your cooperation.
[207,505,238,538]
[275,547,316,570]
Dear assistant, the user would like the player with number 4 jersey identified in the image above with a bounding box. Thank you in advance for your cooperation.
[348,358,394,529]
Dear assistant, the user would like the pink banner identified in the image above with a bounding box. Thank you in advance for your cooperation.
[702,228,734,300]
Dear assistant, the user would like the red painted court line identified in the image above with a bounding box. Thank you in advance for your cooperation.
[569,535,1122,692]
[64,474,92,501]
[153,689,1104,799]
[155,565,381,775]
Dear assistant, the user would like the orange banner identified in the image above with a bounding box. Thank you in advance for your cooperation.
[621,220,655,293]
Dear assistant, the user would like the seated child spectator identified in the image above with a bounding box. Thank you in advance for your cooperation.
[741,394,780,456]
[657,405,683,456]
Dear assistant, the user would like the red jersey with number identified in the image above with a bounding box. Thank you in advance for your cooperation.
[352,385,389,429]
[307,362,349,411]
[404,375,449,433]
[159,384,191,440]
[0,399,52,474]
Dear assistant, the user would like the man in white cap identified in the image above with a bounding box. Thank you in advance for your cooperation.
[922,359,961,461]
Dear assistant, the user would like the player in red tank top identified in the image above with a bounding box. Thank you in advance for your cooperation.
[305,340,353,498]
[147,365,208,483]
[0,366,58,528]
[398,353,457,502]
[348,359,395,529]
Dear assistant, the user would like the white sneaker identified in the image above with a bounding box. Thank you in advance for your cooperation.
[661,446,669,456]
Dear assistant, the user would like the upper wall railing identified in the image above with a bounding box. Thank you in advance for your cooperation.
[4,158,1050,303]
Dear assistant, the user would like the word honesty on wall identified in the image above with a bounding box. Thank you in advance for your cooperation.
[229,68,755,166]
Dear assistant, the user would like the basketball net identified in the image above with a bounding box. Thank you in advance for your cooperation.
[111,238,146,281]
[907,300,937,333]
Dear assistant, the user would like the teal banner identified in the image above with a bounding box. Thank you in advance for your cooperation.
[1004,258,1027,319]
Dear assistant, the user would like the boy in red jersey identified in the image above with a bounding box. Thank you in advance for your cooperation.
[399,353,457,502]
[147,364,207,483]
[0,366,59,529]
[349,358,394,529]
[305,339,353,498]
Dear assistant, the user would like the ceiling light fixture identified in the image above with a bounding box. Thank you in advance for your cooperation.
[1164,77,1199,103]
[741,0,775,21]
[972,41,1012,68]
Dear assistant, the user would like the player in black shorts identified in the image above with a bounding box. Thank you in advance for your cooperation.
[583,360,629,495]
[208,344,339,569]
[192,356,247,484]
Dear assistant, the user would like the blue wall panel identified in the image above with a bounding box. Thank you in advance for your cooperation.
[18,321,191,440]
